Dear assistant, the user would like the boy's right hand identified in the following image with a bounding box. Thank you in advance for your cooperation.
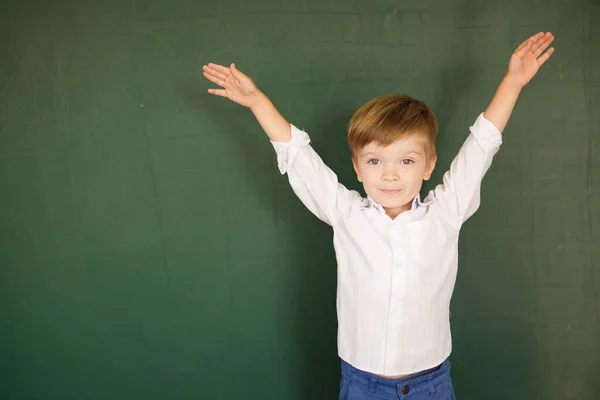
[204,62,290,143]
[202,63,261,108]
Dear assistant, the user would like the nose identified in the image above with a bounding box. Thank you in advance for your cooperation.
[382,166,399,181]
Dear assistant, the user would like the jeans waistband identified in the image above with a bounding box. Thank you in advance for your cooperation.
[341,358,451,398]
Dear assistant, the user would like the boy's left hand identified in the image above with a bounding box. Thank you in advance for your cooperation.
[507,32,555,88]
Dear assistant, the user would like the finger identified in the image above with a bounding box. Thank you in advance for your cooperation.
[537,47,555,66]
[534,35,554,58]
[230,63,248,80]
[514,40,532,58]
[203,70,226,87]
[208,88,227,97]
[207,62,232,76]
[529,33,553,56]
[515,32,544,52]
[514,40,530,54]
[514,32,543,53]
[203,65,229,82]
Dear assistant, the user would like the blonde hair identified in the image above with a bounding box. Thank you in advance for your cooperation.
[347,94,438,160]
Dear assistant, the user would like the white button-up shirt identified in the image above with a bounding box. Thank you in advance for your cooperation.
[271,113,502,375]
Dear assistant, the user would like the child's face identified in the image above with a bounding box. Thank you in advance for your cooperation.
[353,134,436,219]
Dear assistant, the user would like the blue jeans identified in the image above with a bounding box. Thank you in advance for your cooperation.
[339,358,456,400]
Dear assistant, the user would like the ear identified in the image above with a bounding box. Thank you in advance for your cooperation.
[423,155,437,181]
[352,158,362,182]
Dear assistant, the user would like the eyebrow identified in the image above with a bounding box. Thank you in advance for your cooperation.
[360,150,423,157]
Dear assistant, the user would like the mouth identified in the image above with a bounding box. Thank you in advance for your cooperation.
[380,189,402,195]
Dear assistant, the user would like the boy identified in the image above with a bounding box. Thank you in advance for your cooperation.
[203,32,554,399]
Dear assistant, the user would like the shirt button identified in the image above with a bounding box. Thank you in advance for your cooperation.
[402,385,410,394]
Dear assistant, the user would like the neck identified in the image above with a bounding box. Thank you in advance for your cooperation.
[384,202,412,220]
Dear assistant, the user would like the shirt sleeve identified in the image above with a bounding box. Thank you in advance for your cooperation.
[431,112,503,228]
[270,124,358,226]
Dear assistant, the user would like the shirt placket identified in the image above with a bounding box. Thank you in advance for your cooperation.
[389,221,409,269]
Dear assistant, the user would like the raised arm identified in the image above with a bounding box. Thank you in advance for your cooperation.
[484,32,554,132]
[202,62,357,226]
[433,32,555,227]
[203,62,291,142]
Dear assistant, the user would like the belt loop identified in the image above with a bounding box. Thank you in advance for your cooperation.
[368,376,378,393]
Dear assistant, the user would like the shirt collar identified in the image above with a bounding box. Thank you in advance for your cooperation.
[362,193,434,214]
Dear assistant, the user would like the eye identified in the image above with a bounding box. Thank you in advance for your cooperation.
[401,159,414,165]
[367,159,381,165]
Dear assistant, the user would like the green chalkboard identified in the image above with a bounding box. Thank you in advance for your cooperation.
[1,0,598,399]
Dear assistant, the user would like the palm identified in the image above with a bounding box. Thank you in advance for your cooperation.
[508,32,555,87]
[202,63,259,107]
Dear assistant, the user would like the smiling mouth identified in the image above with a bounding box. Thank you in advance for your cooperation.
[380,189,402,194]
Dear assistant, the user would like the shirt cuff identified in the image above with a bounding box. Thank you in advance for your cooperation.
[270,124,311,174]
[470,113,503,153]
